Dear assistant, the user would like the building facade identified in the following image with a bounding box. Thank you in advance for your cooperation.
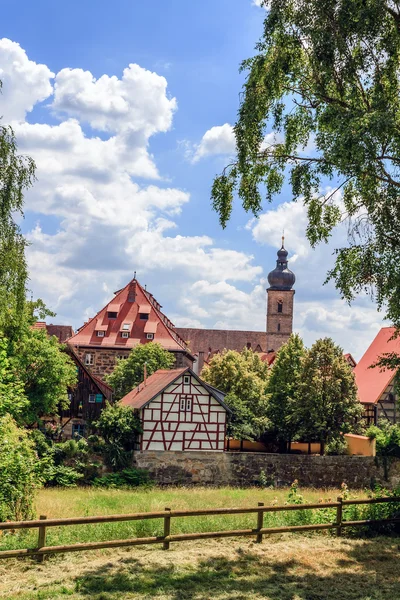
[121,368,230,452]
[67,277,194,379]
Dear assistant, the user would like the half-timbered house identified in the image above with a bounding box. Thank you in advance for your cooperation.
[354,327,400,425]
[120,368,230,452]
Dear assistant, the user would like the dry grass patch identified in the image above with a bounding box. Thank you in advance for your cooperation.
[1,535,400,600]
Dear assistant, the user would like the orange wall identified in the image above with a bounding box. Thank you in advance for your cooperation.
[225,439,268,452]
[344,434,376,456]
[291,442,321,454]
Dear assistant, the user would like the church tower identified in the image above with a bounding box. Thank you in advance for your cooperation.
[266,238,295,352]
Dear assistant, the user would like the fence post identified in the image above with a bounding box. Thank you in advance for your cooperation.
[336,497,343,537]
[256,502,264,543]
[37,515,47,562]
[163,507,171,550]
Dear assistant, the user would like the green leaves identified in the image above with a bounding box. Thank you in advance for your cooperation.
[202,348,270,440]
[212,0,400,328]
[94,404,142,471]
[106,342,175,400]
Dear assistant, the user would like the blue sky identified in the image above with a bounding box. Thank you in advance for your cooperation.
[0,0,385,358]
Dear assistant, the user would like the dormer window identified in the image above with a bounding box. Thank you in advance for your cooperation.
[121,332,129,339]
[96,331,105,337]
[140,313,149,321]
[108,311,118,319]
[146,333,154,340]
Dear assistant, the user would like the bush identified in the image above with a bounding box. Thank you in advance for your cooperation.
[94,404,142,471]
[326,436,348,455]
[0,415,39,521]
[44,465,83,487]
[367,422,400,457]
[92,468,151,488]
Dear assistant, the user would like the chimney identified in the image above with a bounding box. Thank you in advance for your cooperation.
[198,351,205,374]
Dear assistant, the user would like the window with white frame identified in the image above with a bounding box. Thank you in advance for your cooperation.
[146,333,154,340]
[96,331,105,337]
[183,375,190,385]
[85,353,94,365]
[88,394,96,403]
[179,395,192,411]
[121,332,129,338]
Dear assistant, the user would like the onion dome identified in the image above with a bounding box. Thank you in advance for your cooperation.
[267,237,296,290]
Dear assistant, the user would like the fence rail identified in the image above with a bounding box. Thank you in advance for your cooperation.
[0,496,399,560]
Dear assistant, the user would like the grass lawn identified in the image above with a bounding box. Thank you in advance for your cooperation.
[1,487,399,599]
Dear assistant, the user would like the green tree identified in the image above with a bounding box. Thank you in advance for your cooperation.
[266,334,306,452]
[0,114,35,335]
[296,338,361,454]
[94,403,142,470]
[0,337,28,422]
[201,348,269,440]
[212,1,400,330]
[106,342,175,400]
[10,329,77,424]
[0,414,39,521]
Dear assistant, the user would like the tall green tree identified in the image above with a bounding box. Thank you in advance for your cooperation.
[212,1,400,330]
[106,342,175,400]
[202,348,269,440]
[296,338,361,454]
[10,329,77,425]
[0,338,28,422]
[0,114,35,335]
[266,334,306,452]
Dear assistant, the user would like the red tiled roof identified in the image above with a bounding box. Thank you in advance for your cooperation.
[32,321,47,330]
[175,328,267,355]
[120,368,187,409]
[67,278,192,356]
[354,327,400,405]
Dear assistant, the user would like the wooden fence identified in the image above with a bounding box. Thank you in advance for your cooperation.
[0,496,399,560]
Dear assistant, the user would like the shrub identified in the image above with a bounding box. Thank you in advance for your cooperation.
[0,415,39,521]
[92,468,151,488]
[44,465,83,487]
[326,436,348,455]
[94,404,142,471]
[367,423,400,457]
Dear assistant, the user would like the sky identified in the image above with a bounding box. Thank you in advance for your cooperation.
[0,0,386,359]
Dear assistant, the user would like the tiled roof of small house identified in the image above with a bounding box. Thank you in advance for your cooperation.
[354,327,400,405]
[121,368,187,409]
[174,327,267,356]
[344,353,357,368]
[120,367,230,412]
[67,278,193,357]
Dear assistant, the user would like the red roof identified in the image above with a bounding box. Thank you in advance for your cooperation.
[120,368,187,409]
[354,327,400,404]
[31,322,74,343]
[175,327,267,355]
[67,278,192,356]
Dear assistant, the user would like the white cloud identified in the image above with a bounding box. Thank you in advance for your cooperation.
[52,64,177,135]
[0,38,264,335]
[0,39,53,121]
[191,123,236,163]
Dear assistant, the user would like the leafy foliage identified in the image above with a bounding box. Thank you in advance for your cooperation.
[8,329,77,424]
[296,338,362,453]
[212,0,400,330]
[0,414,39,521]
[0,337,28,422]
[92,468,151,488]
[106,342,175,400]
[266,334,306,450]
[94,403,142,471]
[0,122,35,335]
[202,348,269,440]
[367,421,400,458]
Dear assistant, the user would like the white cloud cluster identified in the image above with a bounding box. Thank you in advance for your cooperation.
[191,123,236,163]
[0,38,263,332]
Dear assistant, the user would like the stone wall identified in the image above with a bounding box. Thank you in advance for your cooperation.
[134,451,400,489]
[72,347,192,378]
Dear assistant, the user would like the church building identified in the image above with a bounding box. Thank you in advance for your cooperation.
[176,239,296,367]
